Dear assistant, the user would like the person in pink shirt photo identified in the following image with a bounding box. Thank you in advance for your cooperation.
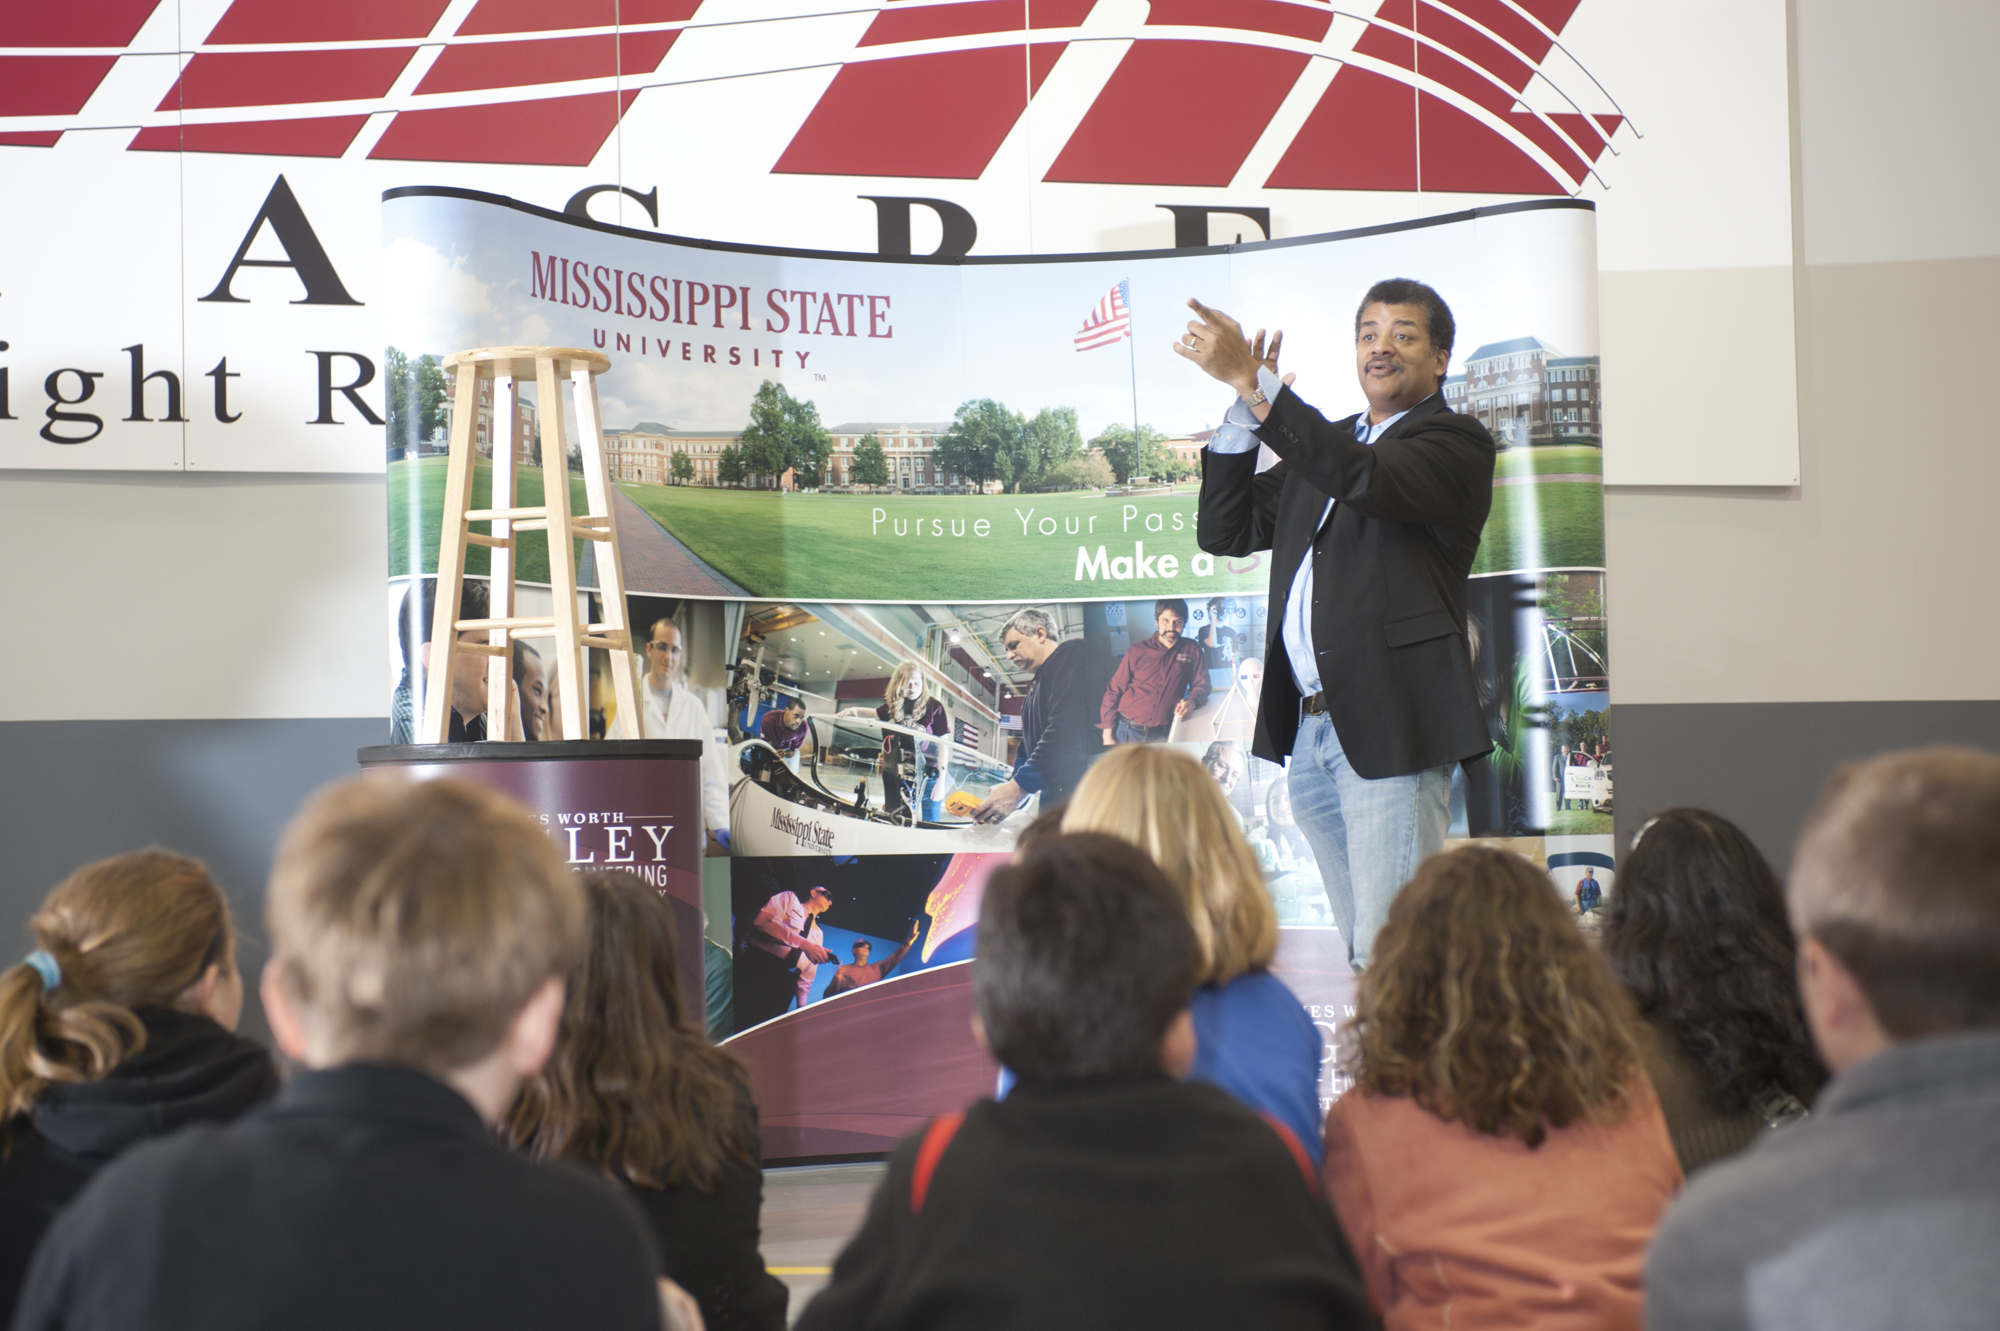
[735,886,835,1029]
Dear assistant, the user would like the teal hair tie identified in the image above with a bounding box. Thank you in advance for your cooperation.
[22,950,60,991]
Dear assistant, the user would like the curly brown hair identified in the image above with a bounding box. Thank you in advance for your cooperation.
[1348,846,1645,1146]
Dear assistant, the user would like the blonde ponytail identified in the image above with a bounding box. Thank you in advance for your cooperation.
[0,851,234,1119]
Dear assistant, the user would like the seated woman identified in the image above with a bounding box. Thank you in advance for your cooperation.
[508,871,788,1331]
[1600,809,1826,1175]
[0,851,276,1321]
[1324,846,1681,1331]
[1061,744,1324,1164]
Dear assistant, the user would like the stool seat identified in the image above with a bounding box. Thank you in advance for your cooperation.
[421,345,639,744]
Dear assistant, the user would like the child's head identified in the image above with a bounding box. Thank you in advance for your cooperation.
[1063,744,1276,985]
[507,871,751,1192]
[1350,845,1643,1145]
[975,832,1198,1082]
[265,775,583,1074]
[0,850,240,1116]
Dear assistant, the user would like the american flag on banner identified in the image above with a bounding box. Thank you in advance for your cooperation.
[1074,280,1132,351]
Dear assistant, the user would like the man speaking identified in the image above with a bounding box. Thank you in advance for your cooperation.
[1179,279,1495,969]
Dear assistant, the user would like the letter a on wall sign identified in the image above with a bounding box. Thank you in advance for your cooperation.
[198,176,362,306]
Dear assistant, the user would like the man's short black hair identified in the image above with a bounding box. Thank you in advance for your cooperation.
[510,638,541,681]
[1154,598,1190,624]
[1354,278,1455,357]
[396,578,490,675]
[975,832,1197,1080]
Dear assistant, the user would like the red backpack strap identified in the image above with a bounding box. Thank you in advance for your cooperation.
[909,1112,965,1214]
[1259,1112,1321,1193]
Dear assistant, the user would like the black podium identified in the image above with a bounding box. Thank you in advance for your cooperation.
[357,740,706,1017]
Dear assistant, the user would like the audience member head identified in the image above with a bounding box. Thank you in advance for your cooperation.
[1602,809,1826,1111]
[1063,744,1276,985]
[0,851,240,1118]
[1010,801,1068,861]
[1789,747,2000,1073]
[507,871,751,1192]
[1350,845,1644,1146]
[263,775,583,1119]
[975,833,1198,1082]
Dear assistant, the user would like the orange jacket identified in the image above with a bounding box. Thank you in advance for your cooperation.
[1323,1082,1682,1331]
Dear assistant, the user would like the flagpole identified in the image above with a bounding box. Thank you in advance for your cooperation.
[1125,288,1140,478]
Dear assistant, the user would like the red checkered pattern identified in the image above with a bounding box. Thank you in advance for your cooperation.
[0,0,1625,192]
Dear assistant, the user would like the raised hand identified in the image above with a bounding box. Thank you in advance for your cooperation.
[1252,327,1284,379]
[1173,298,1279,399]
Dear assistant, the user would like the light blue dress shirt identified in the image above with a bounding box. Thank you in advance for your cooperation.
[1207,369,1409,696]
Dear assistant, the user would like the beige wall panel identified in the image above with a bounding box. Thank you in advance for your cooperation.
[1600,267,1801,487]
[1606,255,2000,704]
[0,475,388,721]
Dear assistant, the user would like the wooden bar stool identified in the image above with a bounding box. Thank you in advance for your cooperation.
[421,346,641,745]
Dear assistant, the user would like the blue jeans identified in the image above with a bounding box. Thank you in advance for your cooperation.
[1287,712,1451,971]
[1113,716,1170,744]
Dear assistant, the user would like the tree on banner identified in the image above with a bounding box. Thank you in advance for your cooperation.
[1023,406,1085,483]
[934,399,1021,493]
[739,380,832,490]
[850,436,890,488]
[1091,421,1183,484]
[384,347,447,460]
[717,445,746,487]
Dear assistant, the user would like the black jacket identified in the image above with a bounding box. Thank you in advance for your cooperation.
[1014,638,1096,805]
[624,1082,789,1331]
[0,1008,276,1322]
[1198,389,1495,779]
[795,1076,1374,1331]
[14,1063,662,1331]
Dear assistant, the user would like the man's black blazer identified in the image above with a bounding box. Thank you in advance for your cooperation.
[1197,388,1495,780]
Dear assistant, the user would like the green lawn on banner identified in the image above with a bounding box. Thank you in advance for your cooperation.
[616,484,1226,601]
[1472,480,1606,574]
[387,457,589,583]
[1492,444,1603,480]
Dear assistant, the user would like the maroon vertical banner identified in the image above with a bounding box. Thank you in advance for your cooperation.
[357,740,705,1018]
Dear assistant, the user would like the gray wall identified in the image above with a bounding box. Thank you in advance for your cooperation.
[1604,0,2000,865]
[0,719,384,1040]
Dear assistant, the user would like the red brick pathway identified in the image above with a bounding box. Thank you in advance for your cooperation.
[611,486,749,597]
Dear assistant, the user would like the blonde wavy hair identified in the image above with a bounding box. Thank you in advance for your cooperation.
[1348,845,1645,1146]
[1062,744,1276,985]
[882,661,932,718]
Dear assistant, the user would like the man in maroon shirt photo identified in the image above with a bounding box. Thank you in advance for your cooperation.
[759,695,810,766]
[1100,598,1212,745]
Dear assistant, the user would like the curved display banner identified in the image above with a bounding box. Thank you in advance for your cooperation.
[384,188,1614,1159]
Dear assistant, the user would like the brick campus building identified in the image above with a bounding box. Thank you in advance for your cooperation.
[604,421,974,491]
[605,420,1207,490]
[1443,337,1602,447]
